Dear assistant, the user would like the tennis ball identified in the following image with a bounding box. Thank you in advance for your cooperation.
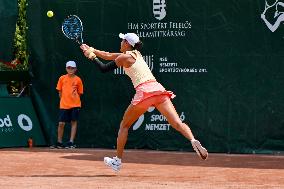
[47,11,54,18]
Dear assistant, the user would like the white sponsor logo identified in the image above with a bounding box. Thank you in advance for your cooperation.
[0,115,12,127]
[153,0,166,20]
[17,114,33,131]
[127,0,192,38]
[133,107,186,131]
[261,0,284,32]
[0,114,33,132]
[158,56,208,74]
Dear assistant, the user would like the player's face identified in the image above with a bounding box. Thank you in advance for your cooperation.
[120,39,126,52]
[66,67,76,75]
[120,39,131,52]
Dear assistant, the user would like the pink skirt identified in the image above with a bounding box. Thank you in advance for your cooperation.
[131,80,176,106]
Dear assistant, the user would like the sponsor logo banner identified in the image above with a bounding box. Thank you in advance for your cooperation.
[0,98,46,147]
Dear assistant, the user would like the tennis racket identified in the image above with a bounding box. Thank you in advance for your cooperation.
[62,15,84,45]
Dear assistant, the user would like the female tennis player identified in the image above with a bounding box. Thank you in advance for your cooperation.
[80,33,208,172]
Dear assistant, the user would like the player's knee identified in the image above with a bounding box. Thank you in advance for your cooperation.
[120,124,130,131]
[118,123,130,136]
[120,119,132,129]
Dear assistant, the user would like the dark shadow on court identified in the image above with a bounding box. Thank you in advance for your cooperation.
[60,149,284,170]
[1,148,284,169]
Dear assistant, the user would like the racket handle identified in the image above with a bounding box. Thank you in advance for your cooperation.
[76,40,82,45]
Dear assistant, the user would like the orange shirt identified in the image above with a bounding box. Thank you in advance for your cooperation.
[56,74,83,109]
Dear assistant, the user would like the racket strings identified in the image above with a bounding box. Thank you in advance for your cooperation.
[62,16,83,39]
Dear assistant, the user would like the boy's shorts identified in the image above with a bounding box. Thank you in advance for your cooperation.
[59,107,80,122]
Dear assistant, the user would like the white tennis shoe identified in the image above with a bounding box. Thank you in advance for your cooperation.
[191,139,208,160]
[104,156,122,172]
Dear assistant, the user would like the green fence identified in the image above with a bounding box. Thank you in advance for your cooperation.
[25,0,284,153]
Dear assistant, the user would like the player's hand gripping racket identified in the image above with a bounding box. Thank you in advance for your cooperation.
[62,15,84,45]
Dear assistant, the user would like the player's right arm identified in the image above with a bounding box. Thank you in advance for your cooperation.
[80,44,121,60]
[93,49,121,60]
[80,45,136,72]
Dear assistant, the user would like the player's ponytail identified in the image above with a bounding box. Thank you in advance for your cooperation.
[133,41,143,51]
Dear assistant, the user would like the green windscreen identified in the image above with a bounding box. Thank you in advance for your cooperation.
[27,0,284,153]
[0,0,17,63]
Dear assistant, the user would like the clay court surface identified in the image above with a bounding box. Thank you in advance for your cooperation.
[0,148,283,189]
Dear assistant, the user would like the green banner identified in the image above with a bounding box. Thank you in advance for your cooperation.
[0,97,46,147]
[26,0,284,153]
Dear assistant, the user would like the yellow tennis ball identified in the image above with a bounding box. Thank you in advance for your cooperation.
[47,11,54,18]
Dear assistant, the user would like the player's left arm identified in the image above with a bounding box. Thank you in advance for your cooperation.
[92,58,118,73]
[80,47,134,73]
[90,54,135,73]
[93,49,122,60]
